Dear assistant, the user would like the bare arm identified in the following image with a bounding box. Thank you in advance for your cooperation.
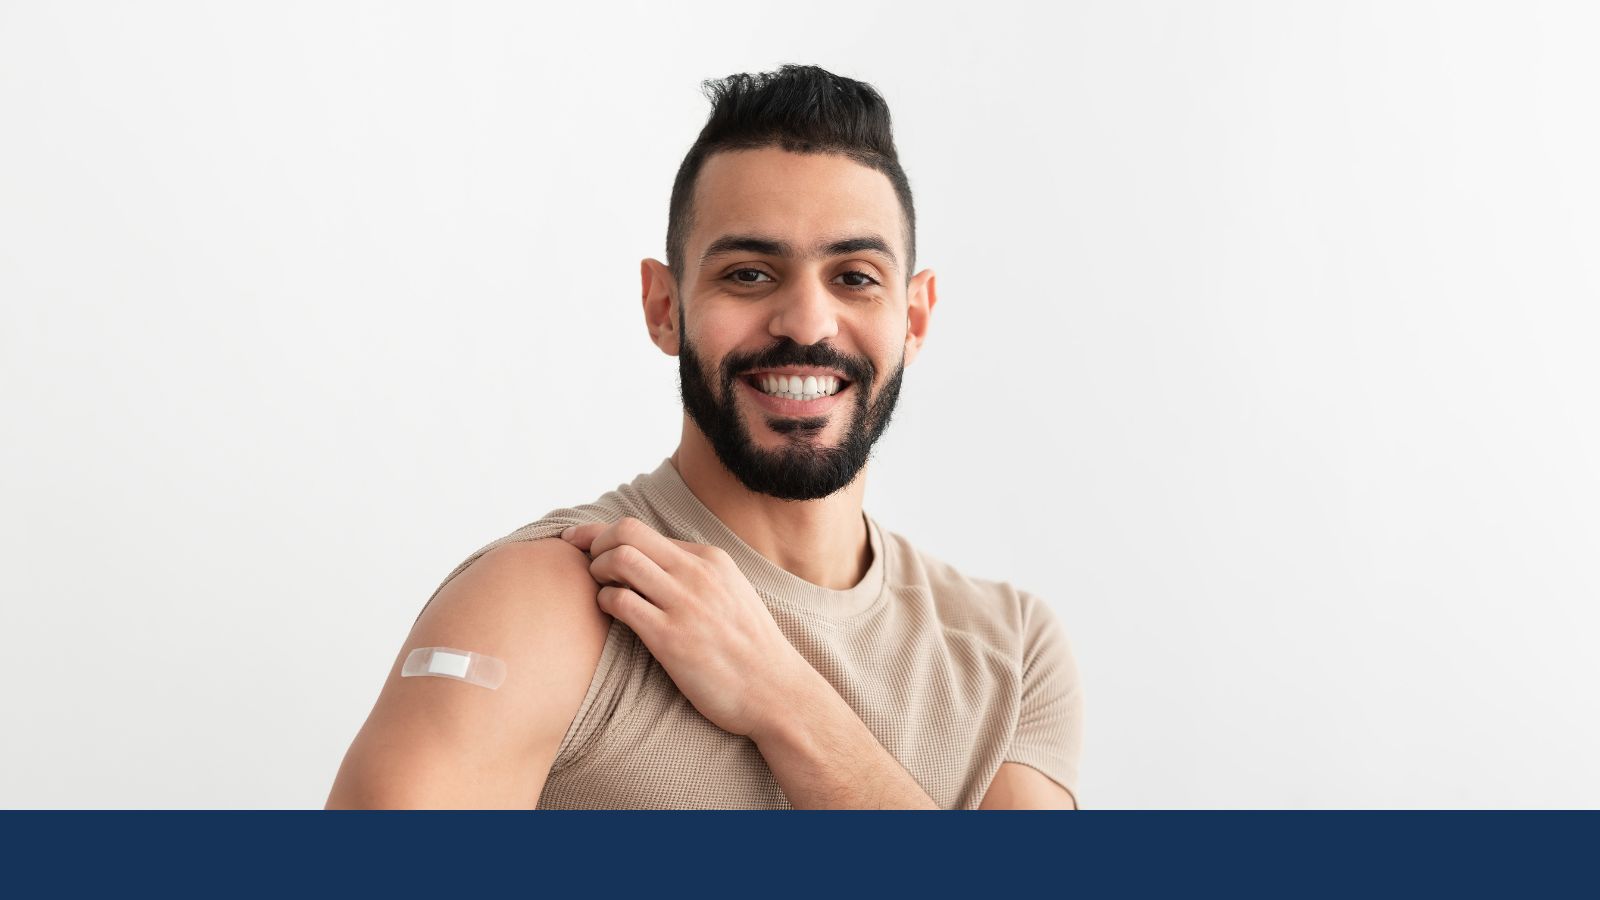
[752,671,1079,810]
[978,762,1078,809]
[325,538,609,809]
[749,667,941,809]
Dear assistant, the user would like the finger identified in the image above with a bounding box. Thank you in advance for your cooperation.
[584,516,699,576]
[588,542,680,609]
[563,518,725,574]
[595,585,666,642]
[559,522,603,551]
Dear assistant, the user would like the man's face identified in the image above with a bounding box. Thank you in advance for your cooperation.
[672,147,917,501]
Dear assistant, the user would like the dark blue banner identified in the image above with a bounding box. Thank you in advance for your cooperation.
[1,811,1593,896]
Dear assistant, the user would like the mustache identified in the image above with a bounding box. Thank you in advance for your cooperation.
[723,342,873,384]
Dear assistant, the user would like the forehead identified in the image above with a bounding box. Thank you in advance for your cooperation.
[690,147,905,263]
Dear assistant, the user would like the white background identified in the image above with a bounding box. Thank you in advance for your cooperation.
[3,1,1596,809]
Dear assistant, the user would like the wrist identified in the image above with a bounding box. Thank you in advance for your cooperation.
[748,662,836,751]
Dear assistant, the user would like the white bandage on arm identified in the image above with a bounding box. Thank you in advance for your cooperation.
[401,646,507,690]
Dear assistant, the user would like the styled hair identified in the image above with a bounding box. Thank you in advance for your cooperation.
[665,64,916,286]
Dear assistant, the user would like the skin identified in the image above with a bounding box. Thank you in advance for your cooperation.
[326,145,1074,810]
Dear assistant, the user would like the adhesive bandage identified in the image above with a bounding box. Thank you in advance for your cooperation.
[401,646,506,690]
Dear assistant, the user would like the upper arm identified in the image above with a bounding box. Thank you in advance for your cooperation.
[980,592,1085,809]
[979,761,1078,810]
[325,538,609,809]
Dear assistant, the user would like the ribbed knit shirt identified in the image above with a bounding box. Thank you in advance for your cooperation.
[416,456,1084,809]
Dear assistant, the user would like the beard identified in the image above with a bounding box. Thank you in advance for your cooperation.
[676,305,905,502]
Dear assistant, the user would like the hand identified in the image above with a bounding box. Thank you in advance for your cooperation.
[560,517,816,739]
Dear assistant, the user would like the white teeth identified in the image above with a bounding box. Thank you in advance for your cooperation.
[753,373,844,401]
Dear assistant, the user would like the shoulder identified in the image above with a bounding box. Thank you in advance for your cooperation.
[875,523,1034,634]
[1014,588,1075,658]
[415,537,607,649]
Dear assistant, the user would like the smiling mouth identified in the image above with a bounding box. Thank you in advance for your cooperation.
[739,371,853,401]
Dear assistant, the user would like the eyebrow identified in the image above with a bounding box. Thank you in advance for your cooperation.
[698,233,899,271]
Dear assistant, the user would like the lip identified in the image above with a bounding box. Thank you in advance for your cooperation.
[739,375,851,417]
[742,367,851,381]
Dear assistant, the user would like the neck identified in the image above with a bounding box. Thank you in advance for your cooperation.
[670,419,872,591]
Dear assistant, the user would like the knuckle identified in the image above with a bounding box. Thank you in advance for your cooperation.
[692,557,719,582]
[614,543,643,568]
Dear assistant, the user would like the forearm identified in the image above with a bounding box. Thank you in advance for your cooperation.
[750,669,940,810]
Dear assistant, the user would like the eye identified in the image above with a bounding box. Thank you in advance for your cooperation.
[838,270,880,289]
[727,268,774,285]
[723,267,881,290]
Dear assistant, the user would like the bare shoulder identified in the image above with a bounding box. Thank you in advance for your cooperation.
[326,537,610,809]
[413,537,609,645]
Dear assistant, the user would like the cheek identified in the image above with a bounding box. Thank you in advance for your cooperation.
[693,318,764,362]
[861,328,906,374]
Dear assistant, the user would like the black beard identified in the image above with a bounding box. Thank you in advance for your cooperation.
[676,304,905,502]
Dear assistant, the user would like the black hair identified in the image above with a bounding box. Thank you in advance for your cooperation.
[665,64,916,286]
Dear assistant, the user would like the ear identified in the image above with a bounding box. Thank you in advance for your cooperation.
[903,267,937,366]
[641,258,680,356]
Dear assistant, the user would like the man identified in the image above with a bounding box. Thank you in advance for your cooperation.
[326,64,1083,810]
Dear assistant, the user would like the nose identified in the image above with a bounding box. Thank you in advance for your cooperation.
[767,272,841,347]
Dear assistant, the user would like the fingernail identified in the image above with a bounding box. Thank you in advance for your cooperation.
[560,525,574,540]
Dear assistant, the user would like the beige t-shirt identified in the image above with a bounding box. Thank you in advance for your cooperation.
[414,457,1084,809]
